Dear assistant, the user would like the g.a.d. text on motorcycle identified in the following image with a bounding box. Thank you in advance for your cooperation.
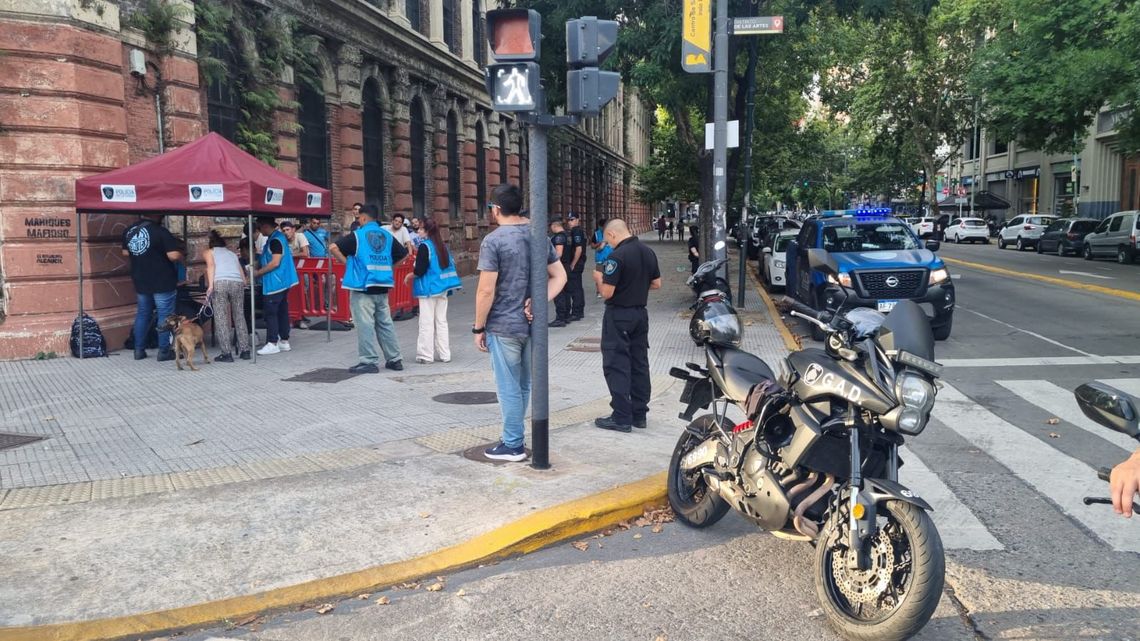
[669,248,945,641]
[1073,383,1140,514]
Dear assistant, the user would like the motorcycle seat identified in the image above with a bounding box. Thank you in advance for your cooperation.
[710,346,776,402]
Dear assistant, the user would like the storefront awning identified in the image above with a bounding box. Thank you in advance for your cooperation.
[937,190,1012,212]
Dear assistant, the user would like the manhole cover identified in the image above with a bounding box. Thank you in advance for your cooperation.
[461,443,531,465]
[433,391,498,405]
[0,432,46,451]
[283,368,364,384]
[567,344,602,352]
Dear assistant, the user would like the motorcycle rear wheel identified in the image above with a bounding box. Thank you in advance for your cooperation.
[814,499,944,641]
[667,414,731,529]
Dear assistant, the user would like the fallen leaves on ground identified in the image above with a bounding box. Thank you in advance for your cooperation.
[399,582,421,590]
[457,589,467,597]
[643,507,675,524]
[633,533,642,539]
[228,614,260,628]
[1048,432,1061,439]
[426,582,444,592]
[375,596,391,605]
[315,603,335,615]
[571,540,590,552]
[356,593,371,600]
[651,524,664,534]
[1046,417,1061,425]
[418,511,431,518]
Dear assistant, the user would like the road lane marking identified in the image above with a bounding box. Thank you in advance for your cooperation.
[1059,270,1115,280]
[1099,378,1140,400]
[934,383,1140,553]
[996,380,1138,452]
[942,256,1140,302]
[939,355,1140,368]
[899,446,1003,551]
[956,305,1095,356]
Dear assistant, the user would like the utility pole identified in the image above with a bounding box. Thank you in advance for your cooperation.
[711,0,729,278]
[969,98,978,218]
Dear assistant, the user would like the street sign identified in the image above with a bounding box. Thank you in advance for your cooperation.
[731,15,784,35]
[681,0,712,73]
[942,186,950,196]
[705,120,738,150]
[957,186,966,197]
[955,197,968,204]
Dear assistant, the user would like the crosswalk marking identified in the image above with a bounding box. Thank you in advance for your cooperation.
[899,446,1003,551]
[1099,378,1140,402]
[934,383,1140,553]
[997,379,1138,452]
[939,355,1140,368]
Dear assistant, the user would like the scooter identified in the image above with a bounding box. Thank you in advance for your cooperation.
[1073,383,1140,513]
[687,241,732,306]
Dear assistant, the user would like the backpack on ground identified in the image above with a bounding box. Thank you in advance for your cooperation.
[70,313,108,358]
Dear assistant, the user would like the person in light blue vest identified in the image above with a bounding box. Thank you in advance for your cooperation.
[592,217,612,299]
[251,216,299,355]
[330,203,409,373]
[402,218,462,364]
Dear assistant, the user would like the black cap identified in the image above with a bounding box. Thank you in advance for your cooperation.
[567,212,580,220]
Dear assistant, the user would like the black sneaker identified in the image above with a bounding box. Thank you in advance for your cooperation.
[385,360,404,371]
[239,350,251,360]
[484,441,527,462]
[349,363,380,374]
[569,315,584,322]
[633,417,647,429]
[549,319,568,328]
[215,353,234,363]
[156,350,175,362]
[133,350,148,361]
[595,415,632,433]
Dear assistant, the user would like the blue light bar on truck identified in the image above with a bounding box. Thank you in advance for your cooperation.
[819,207,894,218]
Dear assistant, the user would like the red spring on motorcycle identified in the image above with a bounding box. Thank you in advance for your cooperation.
[733,420,752,433]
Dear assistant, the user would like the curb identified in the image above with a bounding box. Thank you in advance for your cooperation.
[0,472,668,641]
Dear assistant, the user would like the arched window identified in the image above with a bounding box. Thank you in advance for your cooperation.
[447,110,460,220]
[206,45,239,141]
[472,0,485,66]
[475,121,487,218]
[443,0,458,54]
[362,78,385,212]
[410,96,427,218]
[298,83,329,188]
[498,124,508,185]
[406,0,422,34]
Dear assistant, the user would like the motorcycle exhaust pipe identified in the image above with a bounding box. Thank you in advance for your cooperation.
[792,474,835,539]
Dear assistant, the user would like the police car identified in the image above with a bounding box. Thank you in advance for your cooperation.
[784,208,954,341]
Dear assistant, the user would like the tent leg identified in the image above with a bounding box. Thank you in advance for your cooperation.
[76,212,84,360]
[249,215,257,364]
[326,257,332,343]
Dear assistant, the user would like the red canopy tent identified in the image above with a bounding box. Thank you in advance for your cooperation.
[74,133,335,359]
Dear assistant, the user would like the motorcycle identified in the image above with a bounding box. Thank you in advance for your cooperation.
[668,247,945,641]
[1074,383,1140,513]
[687,241,732,306]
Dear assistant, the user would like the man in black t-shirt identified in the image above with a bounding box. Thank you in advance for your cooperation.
[566,213,588,321]
[121,214,183,361]
[549,219,572,327]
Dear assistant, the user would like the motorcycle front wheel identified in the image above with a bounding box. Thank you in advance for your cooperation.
[667,414,730,528]
[814,499,944,641]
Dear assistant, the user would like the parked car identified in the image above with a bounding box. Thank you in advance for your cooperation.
[748,215,801,259]
[997,215,1056,251]
[785,211,954,341]
[947,217,990,244]
[1083,210,1139,263]
[1036,218,1098,256]
[911,217,938,239]
[759,230,797,291]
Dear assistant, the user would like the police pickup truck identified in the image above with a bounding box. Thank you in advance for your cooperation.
[784,209,954,341]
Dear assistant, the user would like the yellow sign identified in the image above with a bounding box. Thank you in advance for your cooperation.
[682,0,712,73]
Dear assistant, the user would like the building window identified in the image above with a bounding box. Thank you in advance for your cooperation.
[443,0,458,54]
[410,96,427,218]
[298,84,330,188]
[362,78,385,212]
[206,45,239,141]
[993,139,1008,155]
[447,110,461,219]
[406,0,422,34]
[499,123,508,184]
[473,0,485,66]
[967,127,982,160]
[475,121,487,218]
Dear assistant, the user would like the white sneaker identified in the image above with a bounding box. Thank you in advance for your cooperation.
[257,342,281,355]
[278,340,291,352]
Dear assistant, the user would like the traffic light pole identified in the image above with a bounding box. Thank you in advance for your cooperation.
[712,0,729,278]
[528,122,550,470]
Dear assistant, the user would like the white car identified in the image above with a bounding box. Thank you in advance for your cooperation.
[760,230,797,290]
[998,214,1056,251]
[947,217,990,244]
[911,217,938,238]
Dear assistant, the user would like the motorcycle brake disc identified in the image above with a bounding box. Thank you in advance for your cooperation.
[831,531,895,605]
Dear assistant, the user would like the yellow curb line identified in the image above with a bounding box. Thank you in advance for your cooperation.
[0,472,668,641]
[942,256,1140,302]
[746,263,800,352]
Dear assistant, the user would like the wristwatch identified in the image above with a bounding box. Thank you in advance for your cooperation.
[471,325,485,334]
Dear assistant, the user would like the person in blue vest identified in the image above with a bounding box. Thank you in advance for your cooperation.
[402,218,462,364]
[251,216,299,355]
[301,217,329,258]
[330,203,409,373]
[591,217,612,299]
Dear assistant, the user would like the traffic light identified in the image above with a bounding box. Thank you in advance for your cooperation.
[565,17,620,116]
[802,179,810,188]
[485,9,543,112]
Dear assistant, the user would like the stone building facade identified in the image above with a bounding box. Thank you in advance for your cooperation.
[0,0,654,359]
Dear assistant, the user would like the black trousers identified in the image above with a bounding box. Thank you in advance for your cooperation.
[554,283,571,321]
[568,269,585,317]
[602,305,651,424]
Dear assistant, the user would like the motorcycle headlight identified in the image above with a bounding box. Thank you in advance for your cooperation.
[898,407,925,434]
[896,372,936,414]
[929,268,950,285]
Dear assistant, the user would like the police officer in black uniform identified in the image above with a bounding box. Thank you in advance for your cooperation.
[549,219,572,327]
[595,219,661,432]
[566,212,588,320]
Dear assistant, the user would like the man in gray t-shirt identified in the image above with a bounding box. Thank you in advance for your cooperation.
[473,184,566,462]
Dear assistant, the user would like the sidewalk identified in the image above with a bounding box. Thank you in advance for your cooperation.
[0,234,788,635]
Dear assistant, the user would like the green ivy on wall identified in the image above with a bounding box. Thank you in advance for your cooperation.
[194,0,323,165]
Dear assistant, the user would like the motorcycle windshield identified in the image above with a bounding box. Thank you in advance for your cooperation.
[877,300,935,362]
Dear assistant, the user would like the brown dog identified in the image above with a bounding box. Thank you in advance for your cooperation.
[161,314,211,371]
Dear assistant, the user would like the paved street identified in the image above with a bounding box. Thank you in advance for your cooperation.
[173,241,1140,641]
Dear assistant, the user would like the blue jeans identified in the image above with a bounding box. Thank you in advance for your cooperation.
[488,333,531,449]
[350,291,402,365]
[133,290,176,353]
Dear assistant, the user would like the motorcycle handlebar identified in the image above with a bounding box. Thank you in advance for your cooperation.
[788,300,831,323]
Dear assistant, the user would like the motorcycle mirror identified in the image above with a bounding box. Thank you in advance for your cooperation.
[925,240,941,252]
[762,247,773,254]
[714,240,726,251]
[807,248,839,277]
[1075,383,1140,439]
